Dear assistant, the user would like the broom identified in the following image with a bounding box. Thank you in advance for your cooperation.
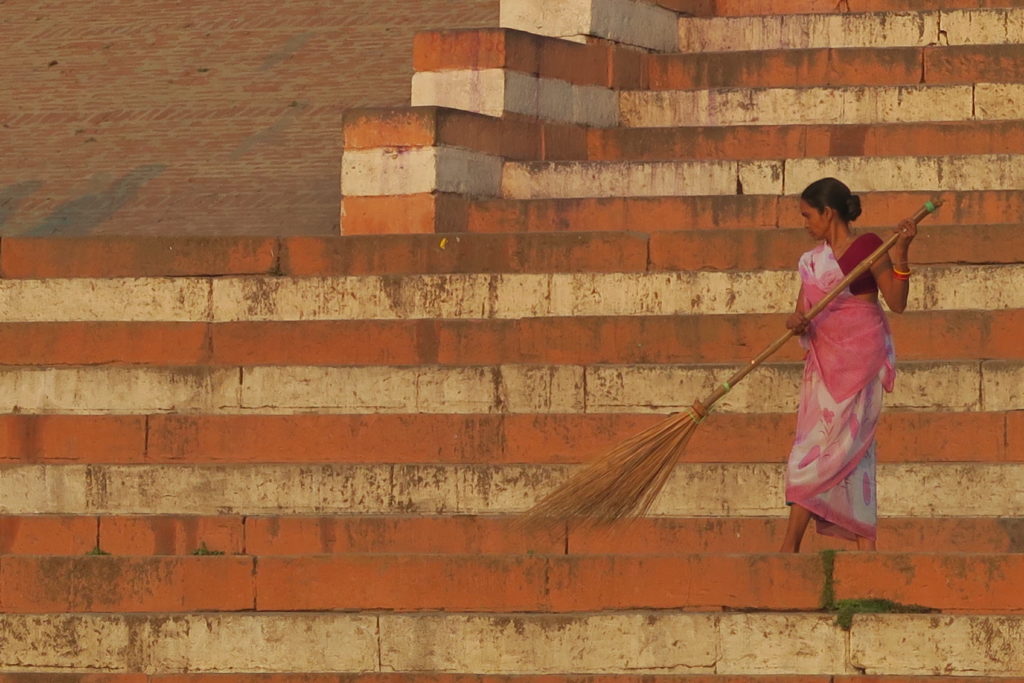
[521,199,944,529]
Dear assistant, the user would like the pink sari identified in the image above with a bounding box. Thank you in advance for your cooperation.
[785,243,895,541]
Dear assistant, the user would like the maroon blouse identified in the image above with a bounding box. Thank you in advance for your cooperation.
[836,233,883,295]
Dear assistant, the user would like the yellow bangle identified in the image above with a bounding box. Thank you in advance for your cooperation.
[892,266,911,276]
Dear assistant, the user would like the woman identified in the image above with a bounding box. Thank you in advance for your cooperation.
[779,177,917,552]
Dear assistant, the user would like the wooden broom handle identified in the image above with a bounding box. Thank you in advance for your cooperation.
[692,199,943,415]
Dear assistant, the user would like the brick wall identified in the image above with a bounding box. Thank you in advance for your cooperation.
[0,0,499,236]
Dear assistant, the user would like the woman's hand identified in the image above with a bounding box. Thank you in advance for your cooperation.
[894,217,917,246]
[786,312,809,335]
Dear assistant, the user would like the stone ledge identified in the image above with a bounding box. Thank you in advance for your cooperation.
[4,612,1021,675]
[1,461,1022,516]
[501,0,680,52]
[677,8,1024,52]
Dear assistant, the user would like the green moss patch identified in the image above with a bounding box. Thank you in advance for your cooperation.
[192,542,225,556]
[833,598,934,630]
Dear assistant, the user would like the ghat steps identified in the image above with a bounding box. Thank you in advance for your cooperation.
[2,0,1023,679]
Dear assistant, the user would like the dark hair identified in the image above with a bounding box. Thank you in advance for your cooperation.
[800,177,862,222]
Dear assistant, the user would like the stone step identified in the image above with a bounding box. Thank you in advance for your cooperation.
[2,220,1021,279]
[412,28,646,92]
[503,155,1024,199]
[3,677,1022,683]
[3,264,1021,323]
[832,552,1024,613]
[0,232,657,278]
[408,32,1023,123]
[620,84,1018,128]
[342,146,1022,221]
[215,265,1019,319]
[2,309,1022,367]
[647,44,1024,90]
[677,8,1024,52]
[0,553,823,612]
[2,611,1022,675]
[0,555,254,613]
[0,360,1018,414]
[4,411,1018,465]
[4,514,1023,556]
[404,18,1024,123]
[588,121,1024,161]
[697,0,1021,16]
[466,190,1024,232]
[417,30,1024,91]
[3,462,1022,517]
[0,236,282,278]
[500,0,681,52]
[2,552,1021,614]
[0,514,246,556]
[569,516,1024,555]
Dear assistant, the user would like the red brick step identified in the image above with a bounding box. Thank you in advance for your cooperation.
[835,552,1024,613]
[466,191,1024,233]
[3,411,1019,465]
[5,515,1022,557]
[701,0,1020,14]
[3,221,1018,279]
[1,309,1020,367]
[647,45,1024,90]
[3,552,1022,613]
[255,553,823,612]
[588,121,1024,162]
[568,517,1024,555]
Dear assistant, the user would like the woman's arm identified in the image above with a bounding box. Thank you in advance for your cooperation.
[786,284,809,334]
[871,217,917,313]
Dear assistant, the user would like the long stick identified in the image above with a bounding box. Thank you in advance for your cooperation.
[691,199,943,417]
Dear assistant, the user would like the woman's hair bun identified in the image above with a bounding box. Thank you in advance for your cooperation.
[800,177,861,223]
[846,194,862,222]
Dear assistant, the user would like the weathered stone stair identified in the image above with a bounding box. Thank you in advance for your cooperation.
[2,0,1024,679]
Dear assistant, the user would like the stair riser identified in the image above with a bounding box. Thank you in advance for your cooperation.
[1,232,661,278]
[9,514,1018,556]
[704,0,1020,14]
[1,553,1020,613]
[466,191,1024,232]
[588,122,1024,161]
[0,554,823,613]
[4,676,1020,683]
[647,45,1024,90]
[2,612,1022,676]
[5,411,1018,465]
[503,155,1024,199]
[678,9,1024,52]
[2,463,1021,516]
[621,85,987,128]
[0,361,1017,414]
[2,309,1023,366]
[4,265,1021,322]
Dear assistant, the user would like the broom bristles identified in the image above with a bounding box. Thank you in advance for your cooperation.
[520,411,700,530]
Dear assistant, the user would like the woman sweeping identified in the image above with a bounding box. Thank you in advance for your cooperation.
[780,177,917,552]
[523,185,938,531]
